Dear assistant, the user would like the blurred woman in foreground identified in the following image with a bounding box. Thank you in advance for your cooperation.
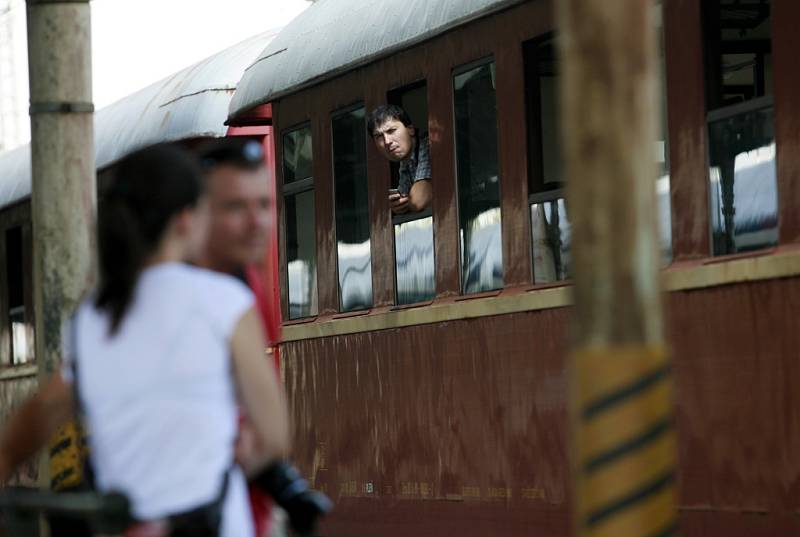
[0,144,290,536]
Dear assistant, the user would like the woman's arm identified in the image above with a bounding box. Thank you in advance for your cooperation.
[0,375,74,483]
[230,307,290,475]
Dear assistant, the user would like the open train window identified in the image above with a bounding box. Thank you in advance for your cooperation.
[524,20,672,284]
[283,125,318,319]
[524,36,570,284]
[387,82,435,305]
[453,58,503,294]
[3,225,32,365]
[332,105,372,312]
[703,0,777,255]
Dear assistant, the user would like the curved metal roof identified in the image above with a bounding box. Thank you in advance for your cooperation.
[0,28,280,209]
[229,0,526,119]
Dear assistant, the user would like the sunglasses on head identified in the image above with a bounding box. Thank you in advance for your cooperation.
[200,139,265,169]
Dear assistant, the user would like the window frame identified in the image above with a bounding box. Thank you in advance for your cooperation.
[281,121,318,320]
[451,54,505,295]
[330,102,374,313]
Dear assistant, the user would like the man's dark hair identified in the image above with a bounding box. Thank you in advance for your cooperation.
[366,104,413,137]
[196,137,265,172]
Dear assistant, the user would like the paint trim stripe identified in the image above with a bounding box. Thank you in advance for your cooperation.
[582,365,670,419]
[585,471,674,526]
[584,419,671,473]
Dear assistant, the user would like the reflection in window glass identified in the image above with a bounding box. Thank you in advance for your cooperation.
[530,198,571,284]
[332,107,372,311]
[709,104,777,254]
[454,61,503,293]
[285,191,318,319]
[655,4,672,265]
[283,128,313,184]
[283,126,318,319]
[394,216,434,305]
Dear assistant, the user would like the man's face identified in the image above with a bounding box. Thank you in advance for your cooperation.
[203,164,272,272]
[372,118,415,162]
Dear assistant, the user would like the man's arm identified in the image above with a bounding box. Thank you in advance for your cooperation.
[406,179,432,212]
[390,180,432,214]
[0,375,74,482]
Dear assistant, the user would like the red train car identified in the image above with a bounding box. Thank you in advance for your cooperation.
[228,0,800,535]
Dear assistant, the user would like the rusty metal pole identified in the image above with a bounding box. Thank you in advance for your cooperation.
[26,0,95,489]
[559,1,676,536]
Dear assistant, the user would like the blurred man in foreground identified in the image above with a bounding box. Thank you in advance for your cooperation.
[196,137,331,537]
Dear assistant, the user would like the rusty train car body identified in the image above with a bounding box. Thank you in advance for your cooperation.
[227,0,800,535]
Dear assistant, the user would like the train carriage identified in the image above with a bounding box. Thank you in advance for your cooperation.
[228,0,800,536]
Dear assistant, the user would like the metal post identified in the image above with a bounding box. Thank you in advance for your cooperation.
[26,0,95,490]
[558,1,677,536]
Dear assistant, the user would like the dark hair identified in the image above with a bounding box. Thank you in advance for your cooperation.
[196,137,265,172]
[96,143,203,334]
[366,104,413,137]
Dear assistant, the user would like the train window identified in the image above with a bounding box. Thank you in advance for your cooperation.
[387,82,435,305]
[283,125,318,319]
[332,105,373,312]
[4,226,31,365]
[523,37,570,284]
[453,60,503,294]
[703,0,777,255]
[524,21,672,284]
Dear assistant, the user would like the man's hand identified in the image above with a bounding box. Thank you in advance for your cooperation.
[389,192,410,214]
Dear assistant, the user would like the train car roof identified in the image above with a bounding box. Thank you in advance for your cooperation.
[0,28,280,210]
[228,0,526,120]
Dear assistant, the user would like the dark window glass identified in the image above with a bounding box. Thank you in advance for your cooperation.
[332,106,372,311]
[703,0,776,255]
[453,61,503,294]
[388,83,435,305]
[284,127,313,184]
[282,126,318,319]
[524,38,562,196]
[5,226,31,364]
[703,0,773,110]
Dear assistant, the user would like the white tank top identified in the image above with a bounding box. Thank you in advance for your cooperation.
[62,262,255,537]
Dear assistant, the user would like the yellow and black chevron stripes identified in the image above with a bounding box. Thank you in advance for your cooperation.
[572,347,677,537]
[48,418,89,492]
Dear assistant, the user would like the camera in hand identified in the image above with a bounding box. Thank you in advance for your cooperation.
[252,461,332,537]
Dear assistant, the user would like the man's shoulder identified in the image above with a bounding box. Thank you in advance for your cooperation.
[167,264,253,301]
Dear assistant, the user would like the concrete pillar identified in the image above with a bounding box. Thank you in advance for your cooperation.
[26,0,95,500]
[26,0,95,375]
[558,0,677,535]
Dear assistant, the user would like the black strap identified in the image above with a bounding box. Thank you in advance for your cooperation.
[67,314,97,490]
[166,469,231,536]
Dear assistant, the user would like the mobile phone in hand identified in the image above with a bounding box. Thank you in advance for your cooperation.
[388,188,400,195]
